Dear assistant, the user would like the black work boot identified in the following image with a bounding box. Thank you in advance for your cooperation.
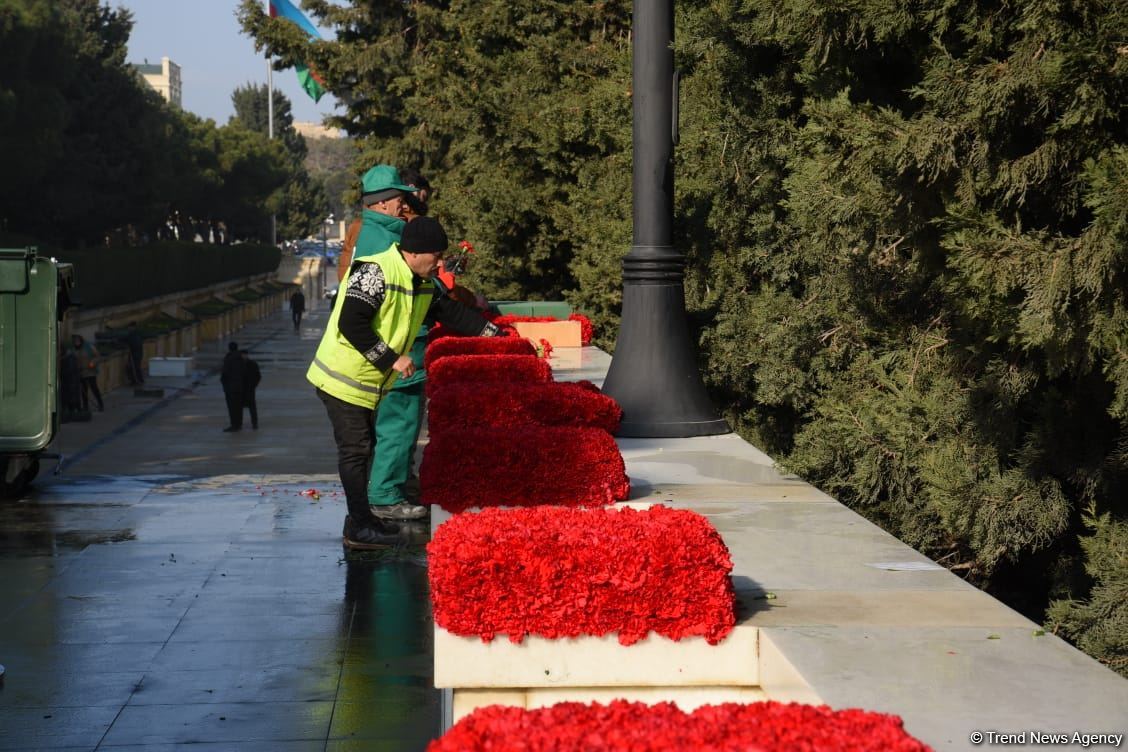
[342,515,401,549]
[369,502,428,521]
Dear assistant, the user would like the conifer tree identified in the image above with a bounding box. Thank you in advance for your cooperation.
[240,0,1128,674]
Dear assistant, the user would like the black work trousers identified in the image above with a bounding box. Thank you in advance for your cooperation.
[224,388,243,429]
[244,389,258,428]
[292,309,303,330]
[316,388,375,519]
[79,376,103,411]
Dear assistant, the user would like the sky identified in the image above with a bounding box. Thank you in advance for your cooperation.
[119,0,339,125]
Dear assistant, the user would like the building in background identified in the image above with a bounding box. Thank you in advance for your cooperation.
[293,121,343,140]
[132,57,182,107]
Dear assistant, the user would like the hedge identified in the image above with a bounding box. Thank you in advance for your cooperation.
[46,241,281,308]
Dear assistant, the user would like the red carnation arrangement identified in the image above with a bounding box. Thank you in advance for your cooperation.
[428,700,931,751]
[568,313,594,345]
[420,426,629,513]
[486,312,595,346]
[425,354,553,399]
[423,336,537,371]
[427,381,622,436]
[428,505,732,645]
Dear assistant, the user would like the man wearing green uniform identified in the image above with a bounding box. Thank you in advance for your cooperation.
[367,168,435,521]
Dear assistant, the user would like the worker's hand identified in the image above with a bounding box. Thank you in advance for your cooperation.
[392,355,416,378]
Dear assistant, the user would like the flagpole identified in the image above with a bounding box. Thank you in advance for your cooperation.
[266,1,276,248]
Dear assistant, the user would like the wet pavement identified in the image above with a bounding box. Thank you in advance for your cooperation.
[0,306,440,750]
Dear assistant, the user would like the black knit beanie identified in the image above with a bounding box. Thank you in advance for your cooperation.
[399,216,448,253]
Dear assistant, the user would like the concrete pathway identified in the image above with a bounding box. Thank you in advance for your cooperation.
[0,304,438,750]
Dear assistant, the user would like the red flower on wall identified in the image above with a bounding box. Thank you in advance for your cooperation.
[428,505,733,645]
[568,313,594,345]
[427,700,932,751]
[485,312,595,345]
[420,426,629,513]
[425,354,553,399]
[423,336,537,371]
[428,381,622,435]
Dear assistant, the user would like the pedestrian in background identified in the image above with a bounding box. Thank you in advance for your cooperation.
[71,334,104,412]
[290,288,306,332]
[125,322,145,385]
[59,344,84,422]
[221,341,245,432]
[241,350,261,430]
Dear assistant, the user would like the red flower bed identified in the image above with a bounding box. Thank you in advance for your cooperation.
[420,426,629,514]
[423,336,537,371]
[428,700,931,751]
[486,312,594,345]
[428,505,732,645]
[425,354,552,399]
[427,381,622,435]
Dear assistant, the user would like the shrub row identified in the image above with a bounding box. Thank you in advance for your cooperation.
[52,241,280,308]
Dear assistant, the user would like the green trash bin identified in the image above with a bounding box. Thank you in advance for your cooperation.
[0,248,74,495]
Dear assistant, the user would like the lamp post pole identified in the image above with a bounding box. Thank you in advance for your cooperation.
[600,0,728,438]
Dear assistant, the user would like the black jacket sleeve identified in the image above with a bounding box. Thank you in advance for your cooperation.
[430,294,501,337]
[337,262,399,372]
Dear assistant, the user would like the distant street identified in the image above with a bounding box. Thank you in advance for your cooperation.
[53,301,338,477]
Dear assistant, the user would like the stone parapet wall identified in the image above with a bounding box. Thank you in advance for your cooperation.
[69,269,300,395]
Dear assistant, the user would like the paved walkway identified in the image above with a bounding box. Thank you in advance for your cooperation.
[0,304,438,750]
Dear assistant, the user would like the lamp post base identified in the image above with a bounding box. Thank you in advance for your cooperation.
[602,248,729,438]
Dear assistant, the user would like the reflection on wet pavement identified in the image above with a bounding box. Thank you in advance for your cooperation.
[0,475,438,750]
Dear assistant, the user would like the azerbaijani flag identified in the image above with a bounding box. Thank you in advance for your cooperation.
[268,0,326,102]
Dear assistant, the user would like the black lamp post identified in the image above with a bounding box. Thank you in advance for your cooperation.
[601,0,729,438]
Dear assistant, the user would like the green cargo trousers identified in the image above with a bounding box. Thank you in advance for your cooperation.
[367,331,426,507]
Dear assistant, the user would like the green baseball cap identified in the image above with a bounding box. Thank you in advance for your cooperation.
[360,165,418,204]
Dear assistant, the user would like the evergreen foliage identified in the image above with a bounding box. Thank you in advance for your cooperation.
[241,0,1128,674]
[303,134,357,225]
[0,0,304,247]
[230,83,326,240]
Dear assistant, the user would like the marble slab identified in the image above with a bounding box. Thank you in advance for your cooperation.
[434,625,758,689]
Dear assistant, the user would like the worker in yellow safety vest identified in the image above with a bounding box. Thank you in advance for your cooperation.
[307,215,500,549]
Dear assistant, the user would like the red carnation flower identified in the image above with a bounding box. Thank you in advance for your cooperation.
[484,312,595,345]
[423,336,537,371]
[425,354,553,399]
[427,381,622,435]
[428,506,733,645]
[420,425,629,513]
[428,700,931,751]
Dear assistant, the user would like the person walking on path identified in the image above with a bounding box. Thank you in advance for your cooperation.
[290,289,306,332]
[241,350,261,430]
[71,334,104,412]
[125,323,145,385]
[220,341,245,432]
[59,344,84,422]
[307,213,501,550]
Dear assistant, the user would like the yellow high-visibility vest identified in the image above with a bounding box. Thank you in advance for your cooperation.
[306,245,435,408]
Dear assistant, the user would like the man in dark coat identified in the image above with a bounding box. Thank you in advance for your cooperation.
[290,289,306,332]
[125,322,145,385]
[220,341,245,432]
[241,350,261,430]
